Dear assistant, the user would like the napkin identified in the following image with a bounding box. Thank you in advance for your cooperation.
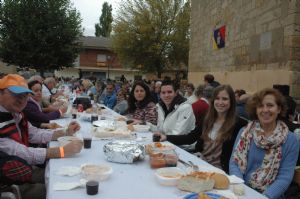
[53,179,87,191]
[56,166,81,176]
[228,175,244,184]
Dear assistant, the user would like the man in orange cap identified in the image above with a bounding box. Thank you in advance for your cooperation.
[0,74,83,199]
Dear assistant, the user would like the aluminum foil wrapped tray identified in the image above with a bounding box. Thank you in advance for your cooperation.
[103,140,145,163]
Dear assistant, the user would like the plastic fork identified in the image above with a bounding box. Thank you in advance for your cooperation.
[178,159,192,168]
[188,161,199,171]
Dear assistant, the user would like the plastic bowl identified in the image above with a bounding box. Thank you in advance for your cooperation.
[155,167,185,186]
[57,136,80,146]
[133,125,150,132]
[81,164,113,181]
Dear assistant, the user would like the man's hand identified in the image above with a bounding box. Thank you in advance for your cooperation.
[63,140,83,156]
[153,131,166,142]
[66,121,80,135]
[59,105,68,114]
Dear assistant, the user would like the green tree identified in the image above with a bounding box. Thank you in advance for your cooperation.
[0,0,83,75]
[95,2,113,37]
[112,0,190,78]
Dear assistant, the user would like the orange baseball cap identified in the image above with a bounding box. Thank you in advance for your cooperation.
[0,74,33,94]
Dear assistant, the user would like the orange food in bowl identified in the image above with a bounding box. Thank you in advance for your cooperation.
[154,142,162,148]
[150,153,164,158]
[150,157,166,169]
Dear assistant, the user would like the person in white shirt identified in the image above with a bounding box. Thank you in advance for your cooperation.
[42,77,64,105]
[185,83,197,104]
[156,80,195,135]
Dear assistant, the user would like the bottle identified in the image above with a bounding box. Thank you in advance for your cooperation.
[92,101,98,113]
[91,102,98,123]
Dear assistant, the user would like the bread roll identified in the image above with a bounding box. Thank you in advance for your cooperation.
[127,124,134,131]
[233,184,245,195]
[211,173,229,189]
[177,176,214,192]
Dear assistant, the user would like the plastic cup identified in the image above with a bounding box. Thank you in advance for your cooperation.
[83,138,92,149]
[91,114,98,123]
[86,180,98,195]
[153,134,161,142]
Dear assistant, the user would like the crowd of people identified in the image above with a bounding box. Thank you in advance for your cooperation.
[0,72,299,199]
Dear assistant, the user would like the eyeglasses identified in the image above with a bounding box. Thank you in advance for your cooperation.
[6,90,29,100]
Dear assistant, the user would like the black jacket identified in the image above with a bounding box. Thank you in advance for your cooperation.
[167,117,248,173]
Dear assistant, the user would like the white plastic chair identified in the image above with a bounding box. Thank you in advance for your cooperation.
[0,192,16,199]
[0,185,21,199]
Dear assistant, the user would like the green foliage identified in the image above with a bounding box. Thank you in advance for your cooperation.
[112,0,190,77]
[0,0,83,71]
[95,2,113,37]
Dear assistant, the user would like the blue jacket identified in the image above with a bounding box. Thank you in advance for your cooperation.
[101,93,117,109]
[230,127,300,199]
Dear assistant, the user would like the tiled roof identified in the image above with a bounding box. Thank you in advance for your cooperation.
[79,36,111,50]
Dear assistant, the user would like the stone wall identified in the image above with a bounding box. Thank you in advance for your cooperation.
[189,0,300,97]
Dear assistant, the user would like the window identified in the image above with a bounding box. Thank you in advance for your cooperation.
[74,56,80,67]
[97,54,107,62]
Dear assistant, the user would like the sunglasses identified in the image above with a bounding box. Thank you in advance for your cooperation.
[6,90,29,100]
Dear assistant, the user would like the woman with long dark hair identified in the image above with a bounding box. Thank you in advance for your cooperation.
[156,85,247,173]
[127,81,157,125]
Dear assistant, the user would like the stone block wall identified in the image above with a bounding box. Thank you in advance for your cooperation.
[189,0,300,97]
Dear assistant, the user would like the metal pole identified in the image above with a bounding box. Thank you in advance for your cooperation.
[108,61,110,80]
[107,55,111,80]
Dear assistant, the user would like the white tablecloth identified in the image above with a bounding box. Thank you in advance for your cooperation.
[47,106,267,199]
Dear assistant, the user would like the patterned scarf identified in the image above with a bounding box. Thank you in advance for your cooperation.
[232,120,288,192]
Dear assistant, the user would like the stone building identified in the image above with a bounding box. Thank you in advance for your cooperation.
[189,0,300,97]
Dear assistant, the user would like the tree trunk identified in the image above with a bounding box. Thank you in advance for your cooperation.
[156,61,162,79]
[157,71,161,79]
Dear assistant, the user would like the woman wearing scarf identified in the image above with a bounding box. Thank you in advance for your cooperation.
[127,81,157,125]
[230,88,300,199]
[156,80,195,135]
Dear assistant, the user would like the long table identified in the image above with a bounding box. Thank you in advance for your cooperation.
[46,108,267,199]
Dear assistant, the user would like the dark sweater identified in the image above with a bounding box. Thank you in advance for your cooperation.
[23,98,61,127]
[167,117,248,173]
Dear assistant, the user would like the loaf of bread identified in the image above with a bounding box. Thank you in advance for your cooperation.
[177,175,214,192]
[211,173,229,189]
[177,171,230,192]
[232,184,245,196]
